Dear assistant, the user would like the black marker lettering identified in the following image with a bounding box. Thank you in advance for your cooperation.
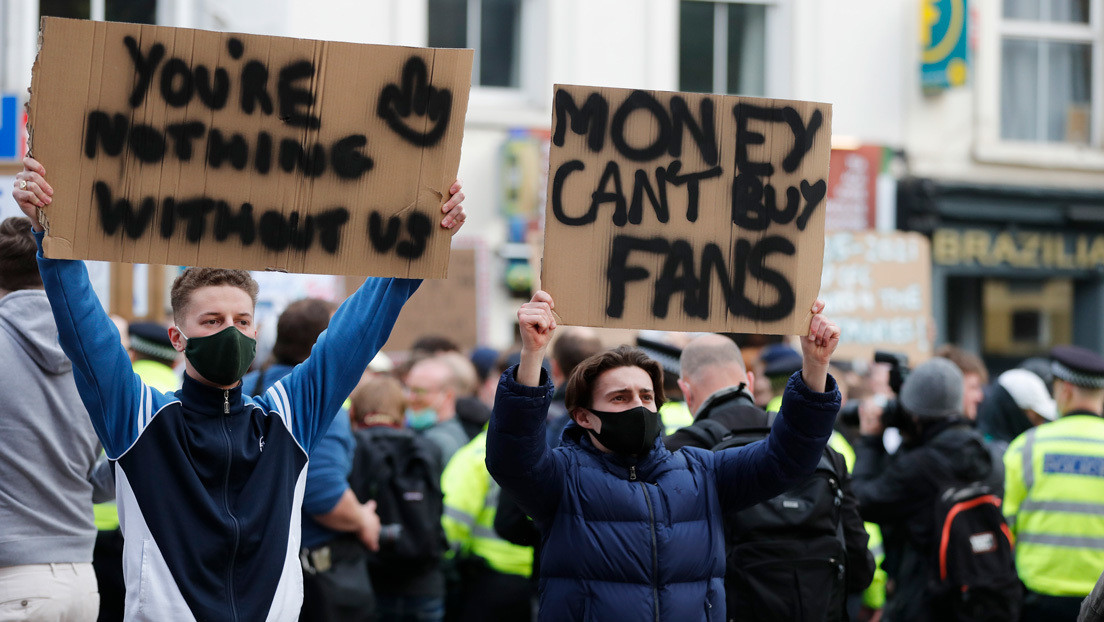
[652,239,698,318]
[124,37,165,108]
[592,160,628,227]
[669,97,718,166]
[606,235,667,318]
[396,212,432,259]
[213,201,256,245]
[628,168,668,225]
[550,160,591,226]
[207,130,249,170]
[610,90,670,162]
[316,208,350,253]
[368,212,400,253]
[277,60,321,128]
[174,198,215,242]
[747,235,796,321]
[259,210,291,251]
[128,124,166,163]
[279,139,326,177]
[660,161,722,223]
[241,61,274,116]
[159,58,194,107]
[84,112,128,158]
[165,122,205,160]
[781,108,823,173]
[552,89,608,152]
[195,65,230,110]
[796,179,827,231]
[733,103,779,176]
[254,132,272,174]
[94,181,155,239]
[330,135,373,179]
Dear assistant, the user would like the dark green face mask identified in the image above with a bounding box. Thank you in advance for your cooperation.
[177,325,257,386]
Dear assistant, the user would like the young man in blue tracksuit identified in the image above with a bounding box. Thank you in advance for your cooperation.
[13,156,465,621]
[486,291,842,621]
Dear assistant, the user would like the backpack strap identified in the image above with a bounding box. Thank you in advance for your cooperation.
[680,419,731,449]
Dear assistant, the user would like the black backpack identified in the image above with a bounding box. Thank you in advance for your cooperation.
[925,479,1021,621]
[349,427,446,583]
[686,418,849,622]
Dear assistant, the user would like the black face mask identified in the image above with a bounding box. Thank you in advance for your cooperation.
[586,405,662,456]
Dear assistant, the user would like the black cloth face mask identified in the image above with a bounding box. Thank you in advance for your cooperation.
[586,405,662,456]
[176,325,257,387]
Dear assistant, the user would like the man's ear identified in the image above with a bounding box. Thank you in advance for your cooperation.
[168,325,187,353]
[677,378,692,405]
[571,407,596,431]
[745,370,756,392]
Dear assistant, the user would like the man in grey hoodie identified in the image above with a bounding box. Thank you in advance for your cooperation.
[0,216,114,621]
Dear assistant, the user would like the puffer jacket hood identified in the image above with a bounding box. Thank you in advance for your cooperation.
[0,290,72,375]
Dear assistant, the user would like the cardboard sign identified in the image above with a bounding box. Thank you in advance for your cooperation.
[28,17,472,277]
[541,85,831,335]
[383,248,479,352]
[820,231,933,364]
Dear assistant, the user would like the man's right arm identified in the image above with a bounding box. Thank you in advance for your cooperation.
[36,233,147,458]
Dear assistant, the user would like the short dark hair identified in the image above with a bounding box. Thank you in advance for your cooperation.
[0,217,42,291]
[271,298,337,365]
[170,268,259,321]
[565,345,666,412]
[411,335,460,355]
[551,327,604,380]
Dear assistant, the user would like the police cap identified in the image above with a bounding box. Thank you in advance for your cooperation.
[1050,345,1104,389]
[129,322,177,362]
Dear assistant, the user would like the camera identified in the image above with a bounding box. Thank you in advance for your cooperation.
[839,350,911,429]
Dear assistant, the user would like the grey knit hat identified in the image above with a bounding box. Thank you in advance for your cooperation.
[899,357,964,419]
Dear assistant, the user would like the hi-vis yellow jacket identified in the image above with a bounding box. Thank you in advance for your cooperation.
[1004,413,1104,596]
[441,430,533,577]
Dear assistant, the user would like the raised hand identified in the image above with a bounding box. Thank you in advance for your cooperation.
[516,290,556,387]
[12,157,53,231]
[800,298,841,393]
[440,179,466,230]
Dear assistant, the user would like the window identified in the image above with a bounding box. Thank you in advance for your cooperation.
[977,0,1102,167]
[678,1,767,96]
[1000,0,1094,144]
[982,278,1072,357]
[428,0,523,89]
[40,0,156,23]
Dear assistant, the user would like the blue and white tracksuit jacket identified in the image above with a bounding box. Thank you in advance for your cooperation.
[35,231,419,622]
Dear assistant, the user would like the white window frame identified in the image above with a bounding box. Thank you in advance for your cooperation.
[975,0,1104,170]
[430,0,546,113]
[677,0,791,98]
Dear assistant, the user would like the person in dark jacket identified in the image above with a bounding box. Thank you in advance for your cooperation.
[485,291,842,621]
[666,333,874,621]
[976,368,1056,453]
[852,358,1005,622]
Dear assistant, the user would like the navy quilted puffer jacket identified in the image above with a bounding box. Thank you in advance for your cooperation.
[486,366,840,621]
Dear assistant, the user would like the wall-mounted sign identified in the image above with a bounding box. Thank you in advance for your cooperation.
[934,227,1104,273]
[921,0,969,92]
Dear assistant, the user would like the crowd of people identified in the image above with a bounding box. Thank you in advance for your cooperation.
[5,155,1104,622]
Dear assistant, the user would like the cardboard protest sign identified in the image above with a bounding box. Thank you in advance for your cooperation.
[541,85,831,335]
[383,248,480,352]
[28,17,472,277]
[820,231,933,363]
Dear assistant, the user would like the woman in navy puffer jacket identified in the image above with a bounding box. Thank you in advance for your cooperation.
[485,291,842,621]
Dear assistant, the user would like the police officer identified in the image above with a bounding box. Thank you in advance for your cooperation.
[1004,345,1104,621]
